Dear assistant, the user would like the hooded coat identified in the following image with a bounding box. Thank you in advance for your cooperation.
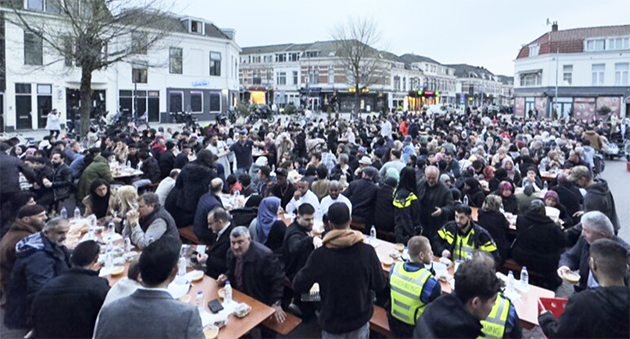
[584,180,620,233]
[77,156,113,201]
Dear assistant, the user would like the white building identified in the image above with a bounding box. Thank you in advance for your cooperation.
[514,23,630,119]
[0,3,240,132]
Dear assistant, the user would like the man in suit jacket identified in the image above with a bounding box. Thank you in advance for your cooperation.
[195,207,235,279]
[193,178,224,243]
[94,237,203,339]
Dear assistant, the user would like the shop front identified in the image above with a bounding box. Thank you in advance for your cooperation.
[407,90,441,111]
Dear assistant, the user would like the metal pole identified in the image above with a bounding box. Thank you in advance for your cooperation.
[134,82,137,120]
[554,47,559,120]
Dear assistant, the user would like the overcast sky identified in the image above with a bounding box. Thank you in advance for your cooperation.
[176,0,629,76]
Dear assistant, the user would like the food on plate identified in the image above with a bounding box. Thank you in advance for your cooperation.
[235,304,251,318]
[388,250,401,259]
[394,243,405,253]
[110,266,125,276]
[179,295,191,303]
[203,325,219,339]
[381,257,394,266]
[217,288,225,300]
[189,270,204,282]
[562,271,580,284]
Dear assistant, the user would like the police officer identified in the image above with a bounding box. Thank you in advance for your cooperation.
[435,204,501,264]
[388,236,441,338]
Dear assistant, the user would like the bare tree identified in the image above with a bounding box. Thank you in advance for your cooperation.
[331,16,388,114]
[3,0,178,135]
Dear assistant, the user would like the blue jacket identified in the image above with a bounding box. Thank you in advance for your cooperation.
[4,232,71,329]
[193,193,223,243]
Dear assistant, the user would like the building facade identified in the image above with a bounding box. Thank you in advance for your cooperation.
[0,3,240,132]
[447,64,511,108]
[514,23,630,120]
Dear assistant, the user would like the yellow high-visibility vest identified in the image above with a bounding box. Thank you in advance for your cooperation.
[478,293,510,339]
[389,261,432,325]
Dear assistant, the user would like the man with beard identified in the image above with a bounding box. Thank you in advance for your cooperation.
[206,134,231,177]
[0,205,47,304]
[418,166,454,246]
[271,169,296,209]
[45,151,73,213]
[24,156,55,210]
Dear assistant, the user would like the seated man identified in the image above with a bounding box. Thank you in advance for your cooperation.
[284,178,320,215]
[540,239,629,338]
[31,240,110,338]
[434,204,500,264]
[155,169,180,206]
[94,238,204,338]
[103,260,141,305]
[557,211,630,291]
[319,180,352,221]
[414,260,502,338]
[388,236,441,338]
[123,193,179,250]
[4,218,71,330]
[195,207,235,279]
[218,227,286,327]
[193,178,224,243]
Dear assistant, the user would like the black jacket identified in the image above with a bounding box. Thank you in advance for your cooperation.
[417,181,454,238]
[559,236,630,291]
[551,183,583,223]
[204,223,235,279]
[193,192,223,242]
[50,163,73,201]
[539,286,629,338]
[434,221,501,265]
[465,188,486,208]
[31,268,109,338]
[393,189,423,244]
[140,157,160,183]
[282,222,315,280]
[173,153,189,169]
[511,212,566,289]
[225,241,285,306]
[271,183,296,209]
[175,161,217,212]
[293,238,386,334]
[500,193,519,215]
[0,153,37,199]
[477,210,510,264]
[584,180,619,233]
[342,178,378,225]
[413,293,483,339]
[159,150,176,179]
[374,184,396,234]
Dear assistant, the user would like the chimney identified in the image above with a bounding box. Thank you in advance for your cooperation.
[552,21,558,32]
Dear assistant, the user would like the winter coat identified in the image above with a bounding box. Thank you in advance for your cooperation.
[434,221,501,265]
[203,223,235,279]
[159,150,176,179]
[414,294,483,338]
[342,178,378,225]
[282,222,316,280]
[552,182,583,223]
[4,232,71,329]
[77,156,113,201]
[477,210,510,264]
[140,157,161,183]
[193,192,223,242]
[175,161,217,213]
[584,180,619,233]
[417,181,454,239]
[0,220,40,302]
[374,185,396,234]
[50,163,73,201]
[0,152,37,198]
[393,188,423,244]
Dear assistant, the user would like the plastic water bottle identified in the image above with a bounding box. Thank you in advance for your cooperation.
[178,254,187,276]
[105,237,114,270]
[454,259,461,273]
[507,270,516,296]
[74,207,81,220]
[124,235,132,253]
[107,220,115,236]
[148,235,154,244]
[126,160,131,168]
[520,266,530,292]
[196,290,204,309]
[60,207,67,219]
[543,181,548,191]
[370,225,377,242]
[224,281,233,304]
[463,195,469,206]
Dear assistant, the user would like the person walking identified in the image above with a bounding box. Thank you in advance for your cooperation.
[45,109,61,139]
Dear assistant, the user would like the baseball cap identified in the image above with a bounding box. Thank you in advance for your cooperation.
[569,166,590,181]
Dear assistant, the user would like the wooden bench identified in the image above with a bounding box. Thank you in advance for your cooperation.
[261,312,302,335]
[499,259,544,280]
[350,220,366,233]
[370,305,393,338]
[178,226,201,245]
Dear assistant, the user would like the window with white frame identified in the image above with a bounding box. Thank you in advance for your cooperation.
[190,92,203,113]
[529,44,540,57]
[592,64,605,85]
[24,32,42,65]
[293,71,298,85]
[209,52,221,76]
[169,47,182,74]
[563,65,572,85]
[263,55,272,63]
[169,91,183,112]
[132,62,148,83]
[519,71,542,86]
[275,53,286,62]
[586,39,605,52]
[308,69,319,84]
[277,72,286,85]
[289,53,300,62]
[608,37,630,50]
[615,63,629,85]
[328,67,334,84]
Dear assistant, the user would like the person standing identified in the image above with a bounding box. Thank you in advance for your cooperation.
[46,151,73,213]
[417,166,454,246]
[207,134,231,177]
[230,130,254,177]
[570,166,620,234]
[293,203,387,339]
[30,240,110,338]
[342,167,378,228]
[94,237,204,339]
[393,167,423,244]
[45,108,61,139]
[0,143,37,209]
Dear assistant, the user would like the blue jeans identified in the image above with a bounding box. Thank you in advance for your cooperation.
[321,322,369,339]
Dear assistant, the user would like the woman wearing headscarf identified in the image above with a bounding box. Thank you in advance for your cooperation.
[393,167,422,244]
[543,191,573,228]
[463,177,485,208]
[501,157,522,187]
[249,196,286,254]
[83,178,113,222]
[495,181,518,214]
[477,195,510,264]
[511,199,566,290]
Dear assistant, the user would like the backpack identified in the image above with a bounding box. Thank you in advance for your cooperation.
[593,153,605,176]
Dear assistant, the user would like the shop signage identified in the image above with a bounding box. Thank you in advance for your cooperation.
[192,80,209,87]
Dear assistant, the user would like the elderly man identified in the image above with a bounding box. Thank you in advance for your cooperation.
[319,181,353,220]
[0,205,47,303]
[123,193,179,250]
[31,240,109,338]
[218,227,286,334]
[558,211,630,291]
[194,178,224,243]
[285,178,320,215]
[343,166,379,227]
[418,166,454,245]
[195,207,235,279]
[4,217,71,330]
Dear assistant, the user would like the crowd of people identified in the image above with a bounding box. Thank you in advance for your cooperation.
[0,108,629,338]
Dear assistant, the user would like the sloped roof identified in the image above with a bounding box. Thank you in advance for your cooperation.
[399,53,442,66]
[516,24,630,59]
[497,75,514,85]
[445,64,496,79]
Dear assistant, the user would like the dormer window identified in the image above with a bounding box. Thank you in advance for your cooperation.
[529,44,540,57]
[191,20,204,35]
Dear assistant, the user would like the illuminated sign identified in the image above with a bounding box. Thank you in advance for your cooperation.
[349,87,370,93]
